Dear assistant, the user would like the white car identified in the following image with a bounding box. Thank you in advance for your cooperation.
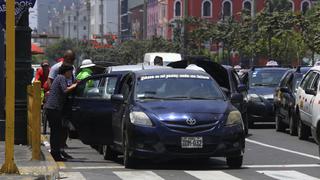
[295,66,320,143]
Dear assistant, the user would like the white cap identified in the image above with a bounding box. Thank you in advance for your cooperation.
[80,59,95,69]
[186,64,206,72]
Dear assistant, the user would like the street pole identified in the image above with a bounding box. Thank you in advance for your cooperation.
[100,0,104,43]
[143,0,147,39]
[183,0,188,58]
[0,29,4,121]
[0,0,19,174]
[87,0,91,40]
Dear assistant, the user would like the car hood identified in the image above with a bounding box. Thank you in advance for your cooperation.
[135,99,230,115]
[248,86,275,99]
[134,100,232,124]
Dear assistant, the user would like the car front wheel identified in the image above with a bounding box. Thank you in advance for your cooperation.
[275,113,286,132]
[226,156,243,169]
[289,113,297,136]
[298,118,309,140]
[123,131,136,168]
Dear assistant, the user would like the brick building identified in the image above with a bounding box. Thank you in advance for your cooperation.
[167,0,313,39]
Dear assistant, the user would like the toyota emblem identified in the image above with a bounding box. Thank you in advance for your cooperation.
[186,118,197,126]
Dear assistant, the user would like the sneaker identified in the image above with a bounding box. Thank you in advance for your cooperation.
[51,153,67,162]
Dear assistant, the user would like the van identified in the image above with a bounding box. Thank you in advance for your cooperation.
[143,52,182,66]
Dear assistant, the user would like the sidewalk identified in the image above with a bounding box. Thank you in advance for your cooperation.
[0,138,59,180]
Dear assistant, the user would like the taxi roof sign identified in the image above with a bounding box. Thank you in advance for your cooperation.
[266,60,279,66]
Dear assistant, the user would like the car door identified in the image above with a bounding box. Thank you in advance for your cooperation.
[305,73,320,125]
[279,72,293,121]
[112,74,135,145]
[299,71,318,124]
[230,71,246,111]
[70,74,121,145]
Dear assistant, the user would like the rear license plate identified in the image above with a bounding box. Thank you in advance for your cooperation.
[181,137,203,148]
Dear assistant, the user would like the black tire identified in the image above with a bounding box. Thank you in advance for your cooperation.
[103,145,118,160]
[42,109,48,134]
[248,116,255,129]
[297,118,309,140]
[243,113,249,135]
[123,131,136,168]
[226,156,243,169]
[289,113,297,136]
[275,113,286,132]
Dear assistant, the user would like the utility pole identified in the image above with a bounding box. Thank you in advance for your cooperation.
[87,0,91,40]
[68,15,71,38]
[143,0,147,39]
[100,0,104,43]
[183,0,188,57]
[0,29,4,121]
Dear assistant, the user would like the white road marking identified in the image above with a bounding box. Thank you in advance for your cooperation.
[59,166,125,170]
[246,139,320,160]
[59,172,86,180]
[185,171,242,180]
[245,164,320,168]
[257,170,320,180]
[113,171,165,180]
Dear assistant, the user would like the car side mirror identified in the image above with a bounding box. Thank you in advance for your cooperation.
[280,87,290,93]
[238,84,247,92]
[86,88,100,97]
[231,93,243,104]
[111,94,124,103]
[305,89,317,96]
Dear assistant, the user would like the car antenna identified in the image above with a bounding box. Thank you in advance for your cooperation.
[142,63,145,70]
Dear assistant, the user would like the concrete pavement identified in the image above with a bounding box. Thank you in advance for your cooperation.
[55,125,320,180]
[0,137,59,180]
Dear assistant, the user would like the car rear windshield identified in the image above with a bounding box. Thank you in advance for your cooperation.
[250,69,288,87]
[136,74,225,101]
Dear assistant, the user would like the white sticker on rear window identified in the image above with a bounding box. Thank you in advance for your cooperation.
[140,74,210,81]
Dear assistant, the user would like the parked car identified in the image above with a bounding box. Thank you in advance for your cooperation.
[168,59,249,135]
[274,67,311,135]
[242,66,289,127]
[295,66,320,143]
[70,68,245,168]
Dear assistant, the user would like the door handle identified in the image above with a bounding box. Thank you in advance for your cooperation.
[72,106,80,111]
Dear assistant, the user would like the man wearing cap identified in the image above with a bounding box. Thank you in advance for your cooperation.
[76,59,96,87]
[35,60,50,92]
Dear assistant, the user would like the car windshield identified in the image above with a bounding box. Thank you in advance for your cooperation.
[136,74,225,101]
[249,69,287,87]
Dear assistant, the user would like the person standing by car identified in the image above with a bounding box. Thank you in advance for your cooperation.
[35,60,50,92]
[76,59,95,87]
[47,49,76,159]
[44,65,77,161]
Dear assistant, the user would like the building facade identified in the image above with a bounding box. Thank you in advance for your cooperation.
[147,0,168,38]
[166,0,314,39]
[37,0,75,34]
[90,0,119,39]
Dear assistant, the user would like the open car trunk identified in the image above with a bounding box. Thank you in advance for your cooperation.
[168,60,230,91]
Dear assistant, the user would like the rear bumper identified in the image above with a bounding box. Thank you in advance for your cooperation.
[248,101,275,122]
[127,124,245,160]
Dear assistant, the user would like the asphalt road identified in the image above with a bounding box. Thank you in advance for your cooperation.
[52,124,320,180]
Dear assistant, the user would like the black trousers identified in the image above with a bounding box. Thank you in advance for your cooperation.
[46,109,63,154]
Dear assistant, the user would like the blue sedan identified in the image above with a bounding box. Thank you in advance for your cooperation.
[70,68,245,168]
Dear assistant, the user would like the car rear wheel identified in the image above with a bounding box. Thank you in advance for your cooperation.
[123,131,136,168]
[289,114,297,136]
[275,114,286,132]
[103,145,118,160]
[298,118,309,140]
[226,156,243,169]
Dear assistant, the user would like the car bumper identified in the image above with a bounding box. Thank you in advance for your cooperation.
[247,101,275,122]
[127,124,245,160]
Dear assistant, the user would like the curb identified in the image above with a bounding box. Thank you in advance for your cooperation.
[38,135,59,180]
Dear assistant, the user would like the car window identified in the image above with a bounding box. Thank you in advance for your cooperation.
[120,76,134,101]
[280,72,292,88]
[75,76,118,99]
[292,74,303,92]
[249,69,288,87]
[301,71,317,90]
[135,74,225,101]
[310,74,320,92]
